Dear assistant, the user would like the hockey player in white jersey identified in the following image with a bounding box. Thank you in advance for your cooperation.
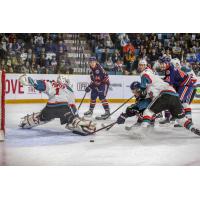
[137,59,200,136]
[18,74,96,136]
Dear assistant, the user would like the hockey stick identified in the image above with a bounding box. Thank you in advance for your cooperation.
[104,95,134,120]
[101,122,116,131]
[92,122,117,134]
[78,92,87,110]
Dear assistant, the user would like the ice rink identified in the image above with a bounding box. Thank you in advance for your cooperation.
[1,102,200,166]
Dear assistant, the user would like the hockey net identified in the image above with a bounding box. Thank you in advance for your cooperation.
[0,70,5,141]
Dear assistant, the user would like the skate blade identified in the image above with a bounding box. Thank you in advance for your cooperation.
[95,116,111,120]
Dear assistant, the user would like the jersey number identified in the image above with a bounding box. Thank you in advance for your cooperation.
[56,88,60,95]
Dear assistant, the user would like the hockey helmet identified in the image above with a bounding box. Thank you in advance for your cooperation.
[130,81,141,91]
[158,56,171,64]
[171,58,181,68]
[138,59,147,66]
[89,56,97,62]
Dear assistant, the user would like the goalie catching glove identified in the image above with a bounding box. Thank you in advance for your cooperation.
[19,74,35,86]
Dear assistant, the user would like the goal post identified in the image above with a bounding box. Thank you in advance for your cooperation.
[0,70,5,141]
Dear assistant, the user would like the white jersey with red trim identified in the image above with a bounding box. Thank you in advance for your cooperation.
[140,68,177,99]
[43,81,75,105]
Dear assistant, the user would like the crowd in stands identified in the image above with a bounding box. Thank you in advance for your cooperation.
[87,33,200,75]
[1,33,200,76]
[0,33,72,74]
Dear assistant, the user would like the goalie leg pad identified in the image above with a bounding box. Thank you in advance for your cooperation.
[19,112,51,129]
[66,117,96,135]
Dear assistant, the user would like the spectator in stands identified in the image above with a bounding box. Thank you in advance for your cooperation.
[134,34,142,48]
[45,39,56,53]
[165,49,172,60]
[157,42,164,57]
[27,49,33,64]
[8,34,16,44]
[105,56,114,70]
[124,49,135,74]
[34,34,44,46]
[39,54,46,68]
[139,48,148,60]
[101,48,109,65]
[120,34,130,47]
[172,42,182,59]
[123,41,135,55]
[20,48,27,62]
[58,41,67,53]
[149,48,159,65]
[112,60,123,73]
[104,34,113,48]
[11,38,21,52]
[0,43,7,62]
[112,49,121,63]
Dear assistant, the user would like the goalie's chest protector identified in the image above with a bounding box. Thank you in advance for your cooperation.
[44,81,75,105]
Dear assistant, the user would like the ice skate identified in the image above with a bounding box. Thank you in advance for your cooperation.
[95,110,110,120]
[159,118,170,125]
[84,110,93,117]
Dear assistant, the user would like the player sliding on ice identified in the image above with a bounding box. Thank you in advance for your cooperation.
[116,81,152,127]
[18,74,96,136]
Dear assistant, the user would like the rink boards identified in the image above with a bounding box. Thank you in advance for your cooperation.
[4,74,200,104]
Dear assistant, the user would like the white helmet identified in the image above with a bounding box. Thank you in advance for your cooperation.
[171,58,181,68]
[57,74,70,85]
[139,59,147,65]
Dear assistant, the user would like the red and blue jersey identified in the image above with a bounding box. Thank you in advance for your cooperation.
[90,63,110,86]
[164,63,193,88]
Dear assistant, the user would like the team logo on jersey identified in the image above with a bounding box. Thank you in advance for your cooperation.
[166,70,170,75]
[95,70,100,74]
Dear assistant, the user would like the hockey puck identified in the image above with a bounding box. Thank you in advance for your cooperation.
[90,139,94,142]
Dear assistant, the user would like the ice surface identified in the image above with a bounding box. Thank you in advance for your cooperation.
[1,102,200,165]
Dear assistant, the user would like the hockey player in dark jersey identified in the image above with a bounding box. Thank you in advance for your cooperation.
[158,57,196,125]
[179,61,197,105]
[84,57,110,120]
[116,81,152,126]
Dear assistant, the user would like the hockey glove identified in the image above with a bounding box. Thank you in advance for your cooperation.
[85,86,91,93]
[117,113,127,124]
[126,106,139,117]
